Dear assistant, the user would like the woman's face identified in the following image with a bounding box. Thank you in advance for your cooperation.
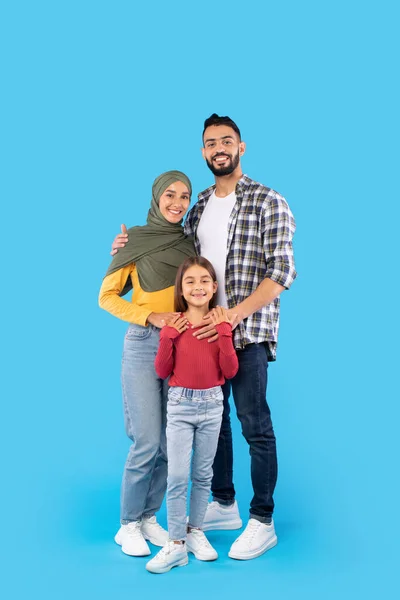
[159,180,190,223]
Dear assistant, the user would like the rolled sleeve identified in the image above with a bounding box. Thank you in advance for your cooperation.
[262,193,297,290]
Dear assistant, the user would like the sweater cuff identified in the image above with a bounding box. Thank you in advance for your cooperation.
[215,322,233,336]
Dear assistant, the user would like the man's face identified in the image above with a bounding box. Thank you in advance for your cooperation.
[202,125,245,176]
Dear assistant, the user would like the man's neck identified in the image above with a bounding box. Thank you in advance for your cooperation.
[214,167,243,197]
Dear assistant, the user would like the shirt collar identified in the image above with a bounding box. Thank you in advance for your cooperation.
[198,174,251,202]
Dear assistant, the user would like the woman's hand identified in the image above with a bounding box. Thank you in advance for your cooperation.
[209,306,236,327]
[162,315,189,334]
[111,224,128,256]
[147,312,181,329]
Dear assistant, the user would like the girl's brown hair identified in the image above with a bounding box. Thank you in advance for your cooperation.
[174,256,218,313]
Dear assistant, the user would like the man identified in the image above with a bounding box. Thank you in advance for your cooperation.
[111,114,296,560]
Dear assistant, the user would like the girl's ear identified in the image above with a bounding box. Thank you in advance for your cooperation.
[213,281,218,294]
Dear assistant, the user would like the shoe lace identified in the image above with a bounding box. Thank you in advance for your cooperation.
[125,521,142,538]
[241,519,261,544]
[190,530,211,548]
[158,541,181,559]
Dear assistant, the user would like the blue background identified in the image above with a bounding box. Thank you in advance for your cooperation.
[1,1,399,598]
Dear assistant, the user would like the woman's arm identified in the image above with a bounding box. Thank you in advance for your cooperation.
[99,264,152,326]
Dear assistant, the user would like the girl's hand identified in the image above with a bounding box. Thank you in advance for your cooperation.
[162,315,189,334]
[147,312,181,329]
[209,306,235,326]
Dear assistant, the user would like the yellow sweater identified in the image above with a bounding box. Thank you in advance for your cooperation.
[99,263,174,326]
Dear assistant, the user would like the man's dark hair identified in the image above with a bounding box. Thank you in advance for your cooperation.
[203,113,241,143]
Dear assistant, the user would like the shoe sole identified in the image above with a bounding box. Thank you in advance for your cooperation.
[114,534,151,557]
[142,532,169,547]
[228,535,278,560]
[202,518,243,532]
[146,557,189,574]
[186,546,218,561]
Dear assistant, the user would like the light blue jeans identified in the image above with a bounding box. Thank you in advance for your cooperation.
[120,323,169,523]
[166,386,224,540]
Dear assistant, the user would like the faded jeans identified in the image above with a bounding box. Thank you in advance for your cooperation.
[166,386,224,541]
[120,323,169,523]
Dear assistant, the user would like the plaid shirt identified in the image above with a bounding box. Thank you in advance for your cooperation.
[184,174,297,360]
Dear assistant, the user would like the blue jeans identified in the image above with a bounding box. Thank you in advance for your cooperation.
[120,323,169,523]
[211,342,277,523]
[166,386,224,540]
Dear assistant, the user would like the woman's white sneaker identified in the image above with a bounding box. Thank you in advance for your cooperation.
[146,541,188,574]
[228,518,277,560]
[141,516,169,547]
[202,500,242,531]
[114,521,151,556]
[186,529,218,561]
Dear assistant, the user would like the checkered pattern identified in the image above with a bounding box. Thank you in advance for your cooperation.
[184,174,297,359]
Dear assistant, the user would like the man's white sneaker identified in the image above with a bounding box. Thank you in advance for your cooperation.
[228,518,277,560]
[141,516,169,547]
[202,500,242,531]
[186,529,218,561]
[146,541,188,574]
[114,521,151,556]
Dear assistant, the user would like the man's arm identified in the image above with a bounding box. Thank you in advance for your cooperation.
[227,279,285,326]
[229,192,296,325]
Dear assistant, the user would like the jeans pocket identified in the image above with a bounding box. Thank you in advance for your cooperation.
[212,390,224,405]
[168,388,182,405]
[125,324,152,341]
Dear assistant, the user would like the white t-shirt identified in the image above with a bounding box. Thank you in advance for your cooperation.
[196,190,237,307]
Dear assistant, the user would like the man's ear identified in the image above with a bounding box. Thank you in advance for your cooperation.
[239,141,246,156]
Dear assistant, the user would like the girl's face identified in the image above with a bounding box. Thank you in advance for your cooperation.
[181,265,217,308]
[159,180,190,223]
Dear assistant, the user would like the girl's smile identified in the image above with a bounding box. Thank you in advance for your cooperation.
[181,265,217,308]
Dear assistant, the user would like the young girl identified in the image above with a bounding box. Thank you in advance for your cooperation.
[146,256,239,574]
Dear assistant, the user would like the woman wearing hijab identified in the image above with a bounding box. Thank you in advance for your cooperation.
[99,171,195,558]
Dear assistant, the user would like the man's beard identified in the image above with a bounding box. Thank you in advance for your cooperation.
[205,150,240,176]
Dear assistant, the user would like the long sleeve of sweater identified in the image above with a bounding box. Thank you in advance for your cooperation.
[154,326,181,379]
[215,322,239,379]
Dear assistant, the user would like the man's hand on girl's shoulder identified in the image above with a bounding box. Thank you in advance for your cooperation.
[209,306,235,327]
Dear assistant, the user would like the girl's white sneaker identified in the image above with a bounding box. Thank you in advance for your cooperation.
[186,529,218,561]
[114,521,151,556]
[146,541,188,574]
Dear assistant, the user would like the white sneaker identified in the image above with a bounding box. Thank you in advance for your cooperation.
[228,518,277,560]
[146,541,188,574]
[114,521,151,556]
[141,516,169,547]
[202,500,242,531]
[186,529,218,561]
